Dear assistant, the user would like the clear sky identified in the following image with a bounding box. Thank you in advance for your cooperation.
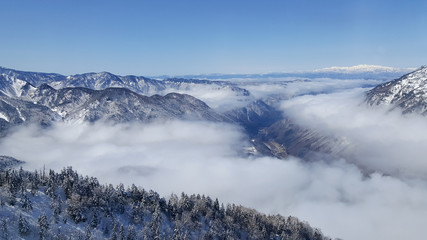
[0,0,426,76]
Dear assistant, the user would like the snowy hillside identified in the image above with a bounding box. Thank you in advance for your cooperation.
[0,160,329,240]
[366,66,427,115]
[0,85,227,135]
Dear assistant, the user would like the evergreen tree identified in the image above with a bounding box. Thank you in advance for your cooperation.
[38,213,50,240]
[110,222,119,240]
[172,222,180,240]
[103,223,110,237]
[0,218,8,240]
[126,225,137,240]
[18,214,30,236]
[84,225,92,240]
[119,225,125,240]
[90,210,99,229]
[52,197,62,224]
[21,193,33,211]
[0,166,330,240]
[150,203,162,240]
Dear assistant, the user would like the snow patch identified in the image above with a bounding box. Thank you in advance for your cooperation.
[16,108,26,121]
[0,112,9,122]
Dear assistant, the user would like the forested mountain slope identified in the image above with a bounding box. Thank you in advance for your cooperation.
[0,160,329,240]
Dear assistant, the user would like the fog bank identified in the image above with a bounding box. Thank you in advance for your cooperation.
[1,120,427,240]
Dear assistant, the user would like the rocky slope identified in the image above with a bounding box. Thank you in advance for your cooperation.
[0,94,58,136]
[366,65,427,115]
[253,118,346,159]
[225,100,282,135]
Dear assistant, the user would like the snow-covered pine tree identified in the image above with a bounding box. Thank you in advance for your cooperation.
[126,225,136,240]
[1,217,9,240]
[38,213,50,240]
[150,203,162,240]
[18,214,29,236]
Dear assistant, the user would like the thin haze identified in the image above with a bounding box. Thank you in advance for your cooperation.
[0,0,426,75]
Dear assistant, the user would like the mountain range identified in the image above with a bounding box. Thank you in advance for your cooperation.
[2,65,427,240]
[153,64,412,80]
[0,67,238,138]
[0,66,336,239]
[2,65,425,159]
[0,66,249,99]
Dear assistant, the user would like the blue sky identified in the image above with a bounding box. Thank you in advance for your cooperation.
[0,0,426,76]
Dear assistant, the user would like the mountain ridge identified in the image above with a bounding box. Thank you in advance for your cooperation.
[0,158,330,240]
[151,65,412,80]
[315,64,412,73]
[0,66,249,99]
[366,65,427,115]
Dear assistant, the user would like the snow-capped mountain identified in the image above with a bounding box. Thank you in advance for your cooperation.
[0,66,168,96]
[163,78,250,95]
[2,65,405,161]
[0,66,254,131]
[315,64,410,73]
[156,65,412,80]
[0,67,249,100]
[49,71,167,95]
[16,84,225,122]
[25,85,227,123]
[0,75,37,98]
[0,94,58,136]
[0,84,228,137]
[366,65,427,115]
[0,67,63,87]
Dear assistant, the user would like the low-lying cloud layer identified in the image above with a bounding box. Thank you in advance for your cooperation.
[237,78,383,100]
[157,77,384,112]
[1,119,427,240]
[159,85,252,112]
[282,88,427,179]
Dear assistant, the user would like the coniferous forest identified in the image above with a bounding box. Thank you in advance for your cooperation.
[0,160,328,240]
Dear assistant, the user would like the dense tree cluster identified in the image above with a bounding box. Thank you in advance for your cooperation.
[0,165,330,239]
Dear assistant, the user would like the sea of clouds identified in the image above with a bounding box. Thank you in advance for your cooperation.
[1,76,426,240]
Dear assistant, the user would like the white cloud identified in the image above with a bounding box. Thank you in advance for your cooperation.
[1,120,427,240]
[152,77,383,112]
[281,88,427,179]
[236,78,383,102]
[0,73,423,240]
[157,85,252,112]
